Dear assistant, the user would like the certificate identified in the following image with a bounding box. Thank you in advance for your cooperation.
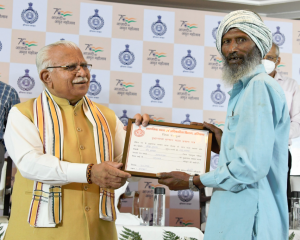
[122,119,212,178]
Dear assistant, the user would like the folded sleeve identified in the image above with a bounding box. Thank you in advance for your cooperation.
[4,107,88,185]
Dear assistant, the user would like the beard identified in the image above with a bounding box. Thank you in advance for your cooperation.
[222,46,261,86]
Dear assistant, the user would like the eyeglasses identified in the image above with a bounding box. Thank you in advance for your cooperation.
[47,63,92,72]
[264,56,278,62]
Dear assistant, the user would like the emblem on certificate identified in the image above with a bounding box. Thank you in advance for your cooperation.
[134,126,145,137]
[122,119,213,178]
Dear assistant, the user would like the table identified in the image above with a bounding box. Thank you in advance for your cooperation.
[116,225,204,240]
[0,222,204,240]
[0,222,8,240]
[289,230,300,240]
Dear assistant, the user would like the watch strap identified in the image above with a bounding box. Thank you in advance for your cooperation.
[189,174,199,191]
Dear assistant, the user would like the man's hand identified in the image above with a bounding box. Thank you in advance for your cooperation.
[157,171,190,191]
[123,113,151,131]
[91,162,131,189]
[191,121,223,154]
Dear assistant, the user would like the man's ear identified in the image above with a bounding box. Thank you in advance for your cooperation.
[40,69,52,88]
[275,56,281,68]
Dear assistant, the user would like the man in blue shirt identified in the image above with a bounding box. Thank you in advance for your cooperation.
[158,10,290,240]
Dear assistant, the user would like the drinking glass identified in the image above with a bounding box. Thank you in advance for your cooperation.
[139,207,150,226]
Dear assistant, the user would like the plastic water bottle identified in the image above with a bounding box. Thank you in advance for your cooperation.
[153,187,165,226]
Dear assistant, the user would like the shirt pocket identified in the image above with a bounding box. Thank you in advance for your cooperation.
[227,115,240,131]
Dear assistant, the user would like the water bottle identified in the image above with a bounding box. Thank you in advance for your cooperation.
[153,187,165,226]
[291,192,299,212]
[293,203,300,229]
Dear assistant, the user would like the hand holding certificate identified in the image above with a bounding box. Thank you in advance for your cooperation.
[122,119,213,179]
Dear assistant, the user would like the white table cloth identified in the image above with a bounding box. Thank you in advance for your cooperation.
[116,225,204,240]
[289,230,300,240]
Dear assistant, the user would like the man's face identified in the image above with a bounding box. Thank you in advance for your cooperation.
[43,46,91,104]
[264,44,281,69]
[221,28,261,85]
[222,28,257,67]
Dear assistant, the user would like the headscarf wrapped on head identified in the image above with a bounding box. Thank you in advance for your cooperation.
[216,10,272,58]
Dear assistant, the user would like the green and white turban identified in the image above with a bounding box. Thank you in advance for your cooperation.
[216,10,272,58]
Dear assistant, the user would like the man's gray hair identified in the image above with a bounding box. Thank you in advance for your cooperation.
[36,40,79,74]
[273,42,280,57]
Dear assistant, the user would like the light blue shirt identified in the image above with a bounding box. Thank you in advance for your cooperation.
[201,65,290,240]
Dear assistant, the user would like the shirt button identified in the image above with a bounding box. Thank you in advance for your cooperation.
[74,112,77,116]
[80,145,85,150]
[85,206,90,212]
[77,127,82,132]
[84,185,89,191]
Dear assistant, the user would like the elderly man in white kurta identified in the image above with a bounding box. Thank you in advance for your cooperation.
[4,41,149,240]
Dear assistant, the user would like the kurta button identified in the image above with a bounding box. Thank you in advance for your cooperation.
[77,127,81,132]
[80,145,85,150]
[84,185,88,191]
[85,206,90,211]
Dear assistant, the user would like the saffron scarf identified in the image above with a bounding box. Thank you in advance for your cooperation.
[28,89,116,227]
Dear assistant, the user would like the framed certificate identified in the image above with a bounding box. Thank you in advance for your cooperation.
[121,119,213,178]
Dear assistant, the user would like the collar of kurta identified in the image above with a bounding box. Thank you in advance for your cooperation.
[50,93,84,108]
[228,64,266,96]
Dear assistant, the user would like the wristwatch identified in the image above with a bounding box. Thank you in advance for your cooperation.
[189,174,200,191]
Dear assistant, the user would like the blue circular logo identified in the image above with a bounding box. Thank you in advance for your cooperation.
[273,26,285,46]
[210,154,219,170]
[181,114,191,125]
[149,79,165,100]
[151,16,167,36]
[18,69,35,91]
[178,190,194,202]
[119,44,135,65]
[181,50,197,70]
[119,110,129,126]
[87,75,101,96]
[21,3,39,24]
[88,9,104,30]
[212,21,221,40]
[211,84,226,104]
